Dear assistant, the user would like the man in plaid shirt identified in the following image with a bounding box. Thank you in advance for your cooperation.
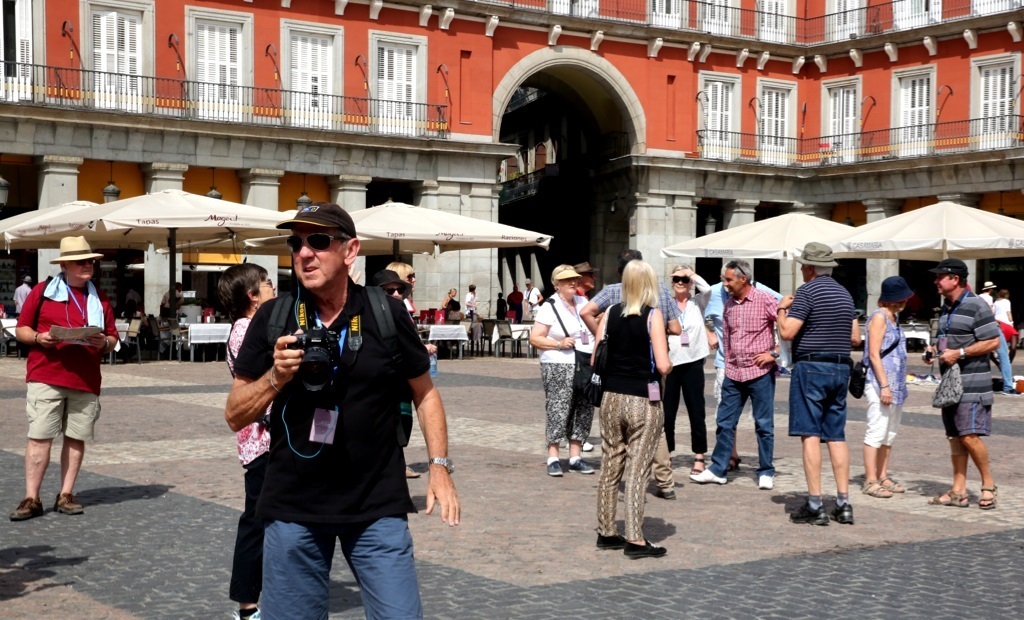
[691,260,779,490]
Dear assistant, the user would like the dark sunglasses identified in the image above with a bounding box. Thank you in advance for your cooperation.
[672,275,692,284]
[383,287,405,296]
[406,273,416,280]
[285,233,348,253]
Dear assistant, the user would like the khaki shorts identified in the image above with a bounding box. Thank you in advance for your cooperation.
[26,382,101,441]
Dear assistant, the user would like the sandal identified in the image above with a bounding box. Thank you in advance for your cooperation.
[689,457,705,476]
[728,456,742,472]
[979,485,998,511]
[879,478,906,494]
[862,480,894,498]
[928,490,969,508]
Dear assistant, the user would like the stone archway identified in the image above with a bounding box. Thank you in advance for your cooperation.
[492,47,647,154]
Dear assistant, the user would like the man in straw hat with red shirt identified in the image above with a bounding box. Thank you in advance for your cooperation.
[10,237,119,521]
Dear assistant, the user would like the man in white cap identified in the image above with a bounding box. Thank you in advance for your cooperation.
[525,279,543,319]
[14,275,32,316]
[10,237,119,521]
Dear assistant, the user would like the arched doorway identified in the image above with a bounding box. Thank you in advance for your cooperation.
[493,49,646,297]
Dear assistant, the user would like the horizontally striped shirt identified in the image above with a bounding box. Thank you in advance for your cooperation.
[939,290,1000,405]
[788,275,855,357]
[723,287,778,382]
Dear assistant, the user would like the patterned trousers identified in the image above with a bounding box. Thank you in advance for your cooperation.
[540,363,594,445]
[596,391,664,542]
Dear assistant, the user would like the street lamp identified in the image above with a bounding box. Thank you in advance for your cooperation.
[206,168,222,200]
[103,161,121,203]
[296,173,312,208]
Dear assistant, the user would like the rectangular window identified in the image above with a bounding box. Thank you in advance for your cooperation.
[701,0,732,37]
[979,63,1014,149]
[549,0,599,18]
[0,0,32,100]
[376,42,416,136]
[289,31,333,128]
[759,0,788,44]
[975,0,1016,15]
[893,0,939,30]
[702,78,735,161]
[92,10,141,112]
[827,84,858,162]
[651,0,684,29]
[195,20,241,121]
[828,0,861,42]
[899,74,932,156]
[760,87,790,165]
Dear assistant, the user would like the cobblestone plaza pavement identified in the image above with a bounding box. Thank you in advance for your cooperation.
[1,353,1023,619]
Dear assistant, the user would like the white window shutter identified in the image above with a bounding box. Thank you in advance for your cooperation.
[119,14,140,77]
[15,0,31,66]
[195,21,241,121]
[92,11,116,74]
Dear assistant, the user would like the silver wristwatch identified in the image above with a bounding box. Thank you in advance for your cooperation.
[428,457,454,474]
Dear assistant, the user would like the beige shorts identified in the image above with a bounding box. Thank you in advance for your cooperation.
[26,382,101,441]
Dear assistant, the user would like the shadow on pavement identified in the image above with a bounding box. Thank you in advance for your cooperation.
[0,545,89,601]
[74,484,173,508]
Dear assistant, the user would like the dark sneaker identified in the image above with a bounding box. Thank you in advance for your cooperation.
[656,489,677,500]
[10,497,43,521]
[54,493,84,515]
[790,502,829,526]
[568,459,595,474]
[623,540,667,559]
[830,503,854,525]
[596,534,627,550]
[547,461,563,477]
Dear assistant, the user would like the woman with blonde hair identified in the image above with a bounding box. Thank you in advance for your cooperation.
[594,260,672,558]
[386,261,417,320]
[529,264,595,476]
[863,276,912,500]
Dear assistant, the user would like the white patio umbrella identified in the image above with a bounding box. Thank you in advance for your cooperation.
[661,212,853,260]
[0,201,109,249]
[4,190,290,315]
[830,201,1024,260]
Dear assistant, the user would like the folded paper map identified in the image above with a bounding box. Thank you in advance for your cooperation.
[49,326,103,346]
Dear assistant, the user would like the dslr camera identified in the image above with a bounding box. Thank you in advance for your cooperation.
[288,326,340,391]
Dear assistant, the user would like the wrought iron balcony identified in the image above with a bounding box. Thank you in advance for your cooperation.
[696,115,1024,167]
[499,166,554,204]
[481,0,1021,46]
[0,62,449,139]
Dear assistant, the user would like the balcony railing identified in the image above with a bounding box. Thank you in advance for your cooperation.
[696,115,1024,167]
[0,62,449,139]
[480,0,1022,45]
[499,167,550,203]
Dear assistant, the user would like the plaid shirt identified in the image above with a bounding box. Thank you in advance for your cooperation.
[723,287,778,382]
[591,282,682,325]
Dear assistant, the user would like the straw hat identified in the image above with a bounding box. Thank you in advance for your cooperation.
[50,236,103,264]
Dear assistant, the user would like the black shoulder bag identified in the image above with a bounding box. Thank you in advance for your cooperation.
[849,337,900,399]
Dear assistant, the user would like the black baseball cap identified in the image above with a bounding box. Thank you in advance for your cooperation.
[928,258,969,278]
[277,202,357,238]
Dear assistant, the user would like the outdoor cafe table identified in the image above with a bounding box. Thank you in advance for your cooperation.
[491,324,532,357]
[428,324,468,360]
[185,322,232,362]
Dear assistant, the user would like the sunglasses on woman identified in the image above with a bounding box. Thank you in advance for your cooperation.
[384,287,405,296]
[285,233,348,253]
[672,275,692,284]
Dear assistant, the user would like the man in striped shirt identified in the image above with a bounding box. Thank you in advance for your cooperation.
[691,259,779,489]
[925,259,1000,510]
[778,242,859,526]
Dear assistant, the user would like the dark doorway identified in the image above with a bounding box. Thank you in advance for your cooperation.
[365,181,415,277]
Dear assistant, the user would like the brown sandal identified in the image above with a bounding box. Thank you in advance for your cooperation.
[862,481,893,498]
[979,485,998,511]
[727,456,742,472]
[879,478,906,494]
[928,490,969,508]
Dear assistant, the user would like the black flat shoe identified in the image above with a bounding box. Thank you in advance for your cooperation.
[790,502,829,526]
[830,503,854,525]
[623,540,667,559]
[596,534,627,550]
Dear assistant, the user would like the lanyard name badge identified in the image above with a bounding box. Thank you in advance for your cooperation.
[647,311,661,402]
[299,298,350,446]
[559,295,588,345]
[938,290,967,352]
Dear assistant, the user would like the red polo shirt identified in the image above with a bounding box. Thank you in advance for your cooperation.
[17,282,118,395]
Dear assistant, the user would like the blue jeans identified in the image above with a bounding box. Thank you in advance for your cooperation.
[996,332,1014,391]
[788,361,851,441]
[262,516,422,620]
[708,372,775,478]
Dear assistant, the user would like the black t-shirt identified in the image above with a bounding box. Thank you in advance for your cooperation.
[233,279,430,524]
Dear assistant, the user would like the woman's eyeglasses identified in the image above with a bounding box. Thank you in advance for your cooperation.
[672,275,692,284]
[285,233,348,253]
[384,287,405,296]
[260,280,276,291]
[406,273,416,281]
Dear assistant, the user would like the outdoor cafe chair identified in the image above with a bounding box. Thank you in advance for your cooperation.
[495,320,524,358]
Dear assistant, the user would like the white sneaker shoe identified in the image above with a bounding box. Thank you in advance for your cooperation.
[582,441,594,452]
[758,474,775,490]
[689,468,727,485]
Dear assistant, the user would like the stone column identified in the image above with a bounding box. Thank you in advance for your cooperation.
[142,163,188,315]
[937,193,982,289]
[329,174,371,283]
[239,168,285,289]
[644,193,698,278]
[35,155,83,276]
[467,183,498,317]
[862,198,902,310]
[720,198,759,277]
[782,202,835,296]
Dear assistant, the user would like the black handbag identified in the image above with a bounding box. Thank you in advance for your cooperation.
[581,335,608,407]
[850,338,900,399]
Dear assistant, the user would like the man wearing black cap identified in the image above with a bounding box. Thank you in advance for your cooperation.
[226,202,459,618]
[924,258,1000,510]
[778,242,859,526]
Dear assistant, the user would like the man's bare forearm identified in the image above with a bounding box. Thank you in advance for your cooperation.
[225,373,278,432]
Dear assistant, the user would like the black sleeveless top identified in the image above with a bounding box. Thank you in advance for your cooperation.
[603,305,656,398]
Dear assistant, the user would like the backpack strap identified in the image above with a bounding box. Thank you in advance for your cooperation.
[366,286,401,365]
[266,292,294,345]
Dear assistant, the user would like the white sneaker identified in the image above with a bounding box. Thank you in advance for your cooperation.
[758,474,775,490]
[689,468,727,485]
[582,441,595,452]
